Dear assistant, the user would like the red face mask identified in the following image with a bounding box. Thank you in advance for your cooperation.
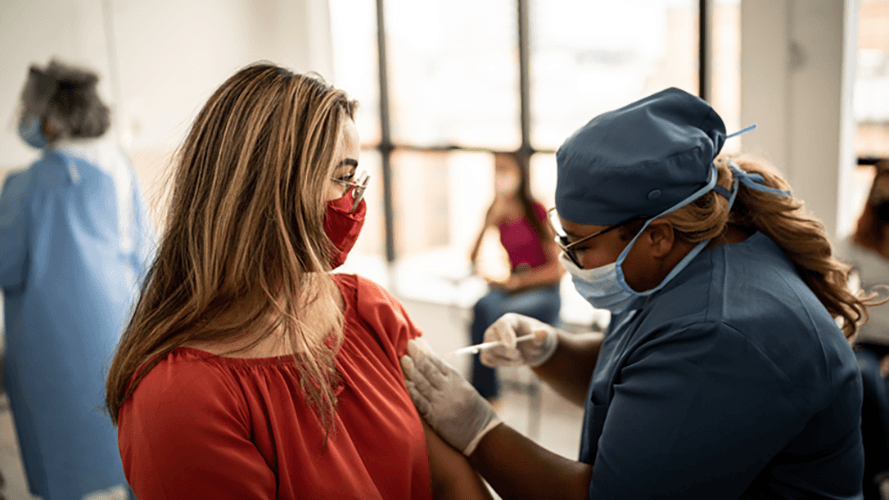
[324,190,367,269]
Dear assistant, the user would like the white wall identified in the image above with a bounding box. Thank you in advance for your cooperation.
[0,0,332,169]
[740,0,861,240]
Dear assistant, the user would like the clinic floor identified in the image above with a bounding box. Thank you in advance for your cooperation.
[0,296,586,500]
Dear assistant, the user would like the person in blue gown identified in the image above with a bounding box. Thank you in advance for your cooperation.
[0,59,152,500]
[401,88,875,499]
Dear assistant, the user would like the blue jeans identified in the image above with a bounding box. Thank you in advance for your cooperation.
[469,284,561,399]
[856,343,889,499]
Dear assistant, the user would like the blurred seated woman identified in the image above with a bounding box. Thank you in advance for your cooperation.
[837,159,889,499]
[467,152,564,403]
[104,63,491,500]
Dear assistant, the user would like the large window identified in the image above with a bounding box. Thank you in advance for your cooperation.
[710,0,741,154]
[529,0,699,150]
[385,0,521,150]
[855,0,889,160]
[329,0,732,296]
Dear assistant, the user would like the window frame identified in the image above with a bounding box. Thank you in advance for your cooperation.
[369,0,711,268]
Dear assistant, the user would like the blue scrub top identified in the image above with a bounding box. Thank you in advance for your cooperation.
[0,141,153,500]
[580,231,863,499]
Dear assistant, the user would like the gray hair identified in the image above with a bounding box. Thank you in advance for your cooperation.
[19,59,111,141]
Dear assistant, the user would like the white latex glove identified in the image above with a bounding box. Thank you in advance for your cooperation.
[401,339,502,456]
[480,312,558,368]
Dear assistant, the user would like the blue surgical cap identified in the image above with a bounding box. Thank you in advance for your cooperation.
[555,87,727,226]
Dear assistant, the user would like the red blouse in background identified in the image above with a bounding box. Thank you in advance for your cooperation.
[117,274,433,499]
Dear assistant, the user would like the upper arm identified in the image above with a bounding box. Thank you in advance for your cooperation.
[483,202,500,228]
[590,324,802,499]
[423,420,493,500]
[0,170,32,290]
[120,372,276,499]
[471,205,497,257]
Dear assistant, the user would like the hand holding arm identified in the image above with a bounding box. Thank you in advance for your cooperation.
[402,341,593,499]
[401,340,502,455]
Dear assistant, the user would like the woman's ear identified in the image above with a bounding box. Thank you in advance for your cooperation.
[643,219,675,259]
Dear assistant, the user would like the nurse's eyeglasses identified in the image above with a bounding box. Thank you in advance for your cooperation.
[330,170,370,213]
[546,207,638,267]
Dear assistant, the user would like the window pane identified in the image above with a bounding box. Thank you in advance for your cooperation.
[329,0,381,146]
[855,0,889,158]
[390,150,519,301]
[392,150,493,258]
[341,149,385,262]
[530,0,698,151]
[529,152,557,210]
[711,0,741,154]
[384,0,521,149]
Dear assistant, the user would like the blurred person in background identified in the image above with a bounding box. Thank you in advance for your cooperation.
[0,59,152,500]
[467,152,563,405]
[837,159,889,500]
[105,63,491,499]
[403,88,876,499]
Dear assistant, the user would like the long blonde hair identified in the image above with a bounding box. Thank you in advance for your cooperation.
[106,63,357,435]
[660,154,875,340]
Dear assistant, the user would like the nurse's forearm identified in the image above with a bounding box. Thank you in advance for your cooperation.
[533,331,603,407]
[469,424,592,500]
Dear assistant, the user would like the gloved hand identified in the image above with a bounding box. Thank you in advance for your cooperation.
[401,339,502,456]
[480,313,558,368]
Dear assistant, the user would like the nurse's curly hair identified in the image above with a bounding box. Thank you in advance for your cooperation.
[18,59,111,141]
[649,155,879,341]
[105,63,356,441]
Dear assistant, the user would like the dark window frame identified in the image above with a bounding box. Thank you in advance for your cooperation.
[370,0,713,265]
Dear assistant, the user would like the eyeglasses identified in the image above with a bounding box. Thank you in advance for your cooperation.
[330,170,370,213]
[546,207,637,267]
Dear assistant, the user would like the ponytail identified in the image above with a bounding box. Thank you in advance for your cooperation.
[664,154,878,340]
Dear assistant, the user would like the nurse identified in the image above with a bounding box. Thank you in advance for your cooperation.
[402,87,874,499]
[0,60,152,499]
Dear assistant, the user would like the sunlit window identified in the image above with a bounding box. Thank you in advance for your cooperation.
[329,0,705,299]
[349,150,385,258]
[711,0,741,153]
[328,0,380,146]
[855,0,889,159]
[385,0,521,150]
[529,0,698,151]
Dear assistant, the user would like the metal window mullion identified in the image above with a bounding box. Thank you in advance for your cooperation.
[375,0,396,264]
[699,0,710,102]
[518,0,533,171]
